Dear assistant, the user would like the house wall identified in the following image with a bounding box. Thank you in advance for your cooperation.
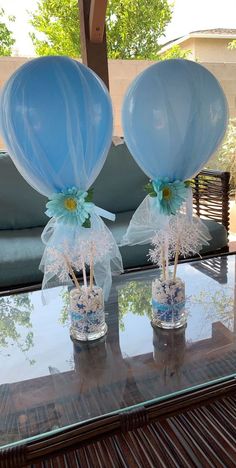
[203,62,236,118]
[178,38,196,60]
[0,56,31,89]
[165,37,236,63]
[108,59,155,136]
[0,56,236,148]
[194,38,236,63]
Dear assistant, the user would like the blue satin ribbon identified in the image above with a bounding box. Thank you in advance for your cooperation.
[94,205,115,221]
[71,309,103,324]
[152,299,185,311]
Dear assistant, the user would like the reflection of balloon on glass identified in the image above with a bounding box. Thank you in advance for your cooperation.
[122,59,228,181]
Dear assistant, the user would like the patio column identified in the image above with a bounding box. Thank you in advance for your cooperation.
[78,0,109,89]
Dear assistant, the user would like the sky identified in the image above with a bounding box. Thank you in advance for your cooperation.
[1,0,236,56]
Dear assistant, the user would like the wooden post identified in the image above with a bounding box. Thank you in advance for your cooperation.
[78,0,109,89]
[89,0,107,43]
[234,256,236,334]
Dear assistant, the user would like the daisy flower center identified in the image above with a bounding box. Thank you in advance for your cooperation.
[162,186,172,201]
[64,197,77,211]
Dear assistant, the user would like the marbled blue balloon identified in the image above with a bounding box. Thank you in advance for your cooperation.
[0,56,113,197]
[122,59,228,181]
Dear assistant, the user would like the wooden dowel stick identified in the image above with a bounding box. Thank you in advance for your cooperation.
[161,245,166,280]
[64,256,80,291]
[90,243,94,291]
[82,259,87,289]
[165,238,169,280]
[173,247,179,281]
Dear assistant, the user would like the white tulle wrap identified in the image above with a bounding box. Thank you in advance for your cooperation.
[121,188,211,251]
[40,211,123,303]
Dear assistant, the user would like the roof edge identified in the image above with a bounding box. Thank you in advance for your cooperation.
[160,31,236,53]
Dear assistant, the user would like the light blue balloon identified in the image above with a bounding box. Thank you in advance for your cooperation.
[122,59,228,181]
[0,56,113,196]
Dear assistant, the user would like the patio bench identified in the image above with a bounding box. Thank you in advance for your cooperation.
[0,144,230,289]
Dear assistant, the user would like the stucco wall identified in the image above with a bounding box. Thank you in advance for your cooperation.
[108,59,155,136]
[169,37,236,63]
[0,57,31,89]
[194,38,236,63]
[0,56,236,148]
[203,62,236,118]
[179,38,196,60]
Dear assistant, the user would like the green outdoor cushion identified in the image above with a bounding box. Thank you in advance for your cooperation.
[93,143,149,213]
[0,144,148,230]
[0,153,48,230]
[0,145,228,288]
[202,219,228,253]
[107,212,228,269]
[0,227,44,287]
[0,216,228,288]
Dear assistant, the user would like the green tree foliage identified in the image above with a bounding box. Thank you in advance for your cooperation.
[191,288,234,330]
[30,0,80,57]
[118,280,152,330]
[0,293,35,364]
[30,0,173,59]
[228,39,236,50]
[0,8,15,56]
[159,44,191,61]
[106,0,172,59]
[59,289,70,325]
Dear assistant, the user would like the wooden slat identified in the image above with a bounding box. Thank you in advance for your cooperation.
[78,0,109,89]
[192,170,230,236]
[89,0,107,43]
[9,392,236,467]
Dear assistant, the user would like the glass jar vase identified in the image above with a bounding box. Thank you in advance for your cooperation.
[152,277,186,329]
[70,286,107,341]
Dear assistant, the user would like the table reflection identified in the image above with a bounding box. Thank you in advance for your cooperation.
[1,255,236,448]
[153,326,186,383]
[0,293,35,365]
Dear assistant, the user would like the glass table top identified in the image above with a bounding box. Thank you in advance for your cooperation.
[0,254,236,448]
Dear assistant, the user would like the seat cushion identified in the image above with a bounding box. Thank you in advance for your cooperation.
[0,227,44,287]
[201,218,228,253]
[0,145,148,229]
[106,212,228,269]
[0,216,228,288]
[0,153,48,230]
[93,143,149,213]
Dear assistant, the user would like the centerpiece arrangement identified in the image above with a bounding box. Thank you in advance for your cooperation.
[148,211,209,328]
[44,227,114,340]
[0,56,123,341]
[121,59,228,329]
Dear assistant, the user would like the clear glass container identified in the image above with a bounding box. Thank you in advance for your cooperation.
[152,277,186,329]
[70,286,107,341]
